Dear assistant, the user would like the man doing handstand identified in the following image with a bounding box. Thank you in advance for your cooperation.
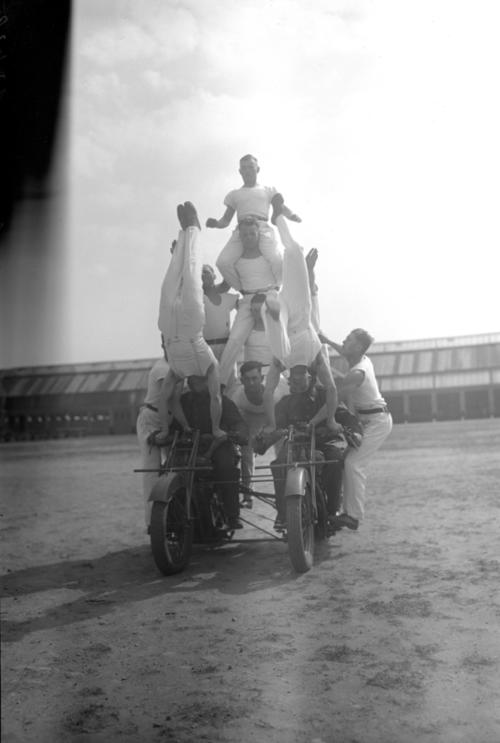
[262,197,341,435]
[157,202,224,440]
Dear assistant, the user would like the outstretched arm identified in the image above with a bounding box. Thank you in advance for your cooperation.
[263,359,284,430]
[318,333,344,355]
[206,206,236,229]
[206,363,224,439]
[281,202,301,223]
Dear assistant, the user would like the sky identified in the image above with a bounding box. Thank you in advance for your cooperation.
[3,0,500,367]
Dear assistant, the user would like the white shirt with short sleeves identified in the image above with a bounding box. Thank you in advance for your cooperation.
[203,293,238,340]
[350,356,386,411]
[224,184,278,221]
[144,357,169,409]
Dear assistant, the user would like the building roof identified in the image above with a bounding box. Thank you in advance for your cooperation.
[1,333,500,397]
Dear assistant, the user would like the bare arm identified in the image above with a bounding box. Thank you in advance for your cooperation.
[206,206,236,229]
[170,381,190,431]
[281,202,301,223]
[318,333,344,356]
[263,359,283,430]
[335,369,365,404]
[206,364,224,439]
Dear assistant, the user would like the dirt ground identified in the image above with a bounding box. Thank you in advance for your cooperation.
[1,419,500,743]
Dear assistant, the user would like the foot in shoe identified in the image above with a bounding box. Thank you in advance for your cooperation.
[270,193,285,224]
[177,203,187,230]
[228,518,244,530]
[273,517,286,533]
[183,201,201,230]
[333,513,359,531]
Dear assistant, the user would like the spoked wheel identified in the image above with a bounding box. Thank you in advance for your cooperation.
[314,487,329,542]
[150,486,193,575]
[286,487,314,573]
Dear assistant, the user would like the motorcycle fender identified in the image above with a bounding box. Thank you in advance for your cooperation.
[284,466,310,498]
[149,472,184,503]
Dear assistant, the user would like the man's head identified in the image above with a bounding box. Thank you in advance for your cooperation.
[239,154,259,186]
[238,216,260,253]
[187,375,209,395]
[288,365,311,394]
[342,328,374,357]
[202,264,216,289]
[240,361,264,393]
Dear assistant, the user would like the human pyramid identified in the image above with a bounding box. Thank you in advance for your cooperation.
[156,153,342,443]
[137,153,392,534]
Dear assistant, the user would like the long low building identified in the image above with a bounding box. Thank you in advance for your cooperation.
[1,332,499,440]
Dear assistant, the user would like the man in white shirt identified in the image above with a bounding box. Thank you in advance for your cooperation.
[202,264,239,393]
[218,216,284,387]
[230,361,288,505]
[202,264,239,361]
[320,328,393,531]
[207,154,300,291]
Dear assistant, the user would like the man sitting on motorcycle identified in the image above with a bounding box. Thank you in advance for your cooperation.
[255,364,362,532]
[170,374,249,530]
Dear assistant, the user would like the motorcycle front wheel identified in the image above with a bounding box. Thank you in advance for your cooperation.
[286,489,314,573]
[150,487,193,575]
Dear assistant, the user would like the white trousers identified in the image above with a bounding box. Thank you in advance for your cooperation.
[263,216,321,367]
[136,407,166,527]
[342,412,393,521]
[216,222,283,291]
[219,296,261,385]
[158,226,205,339]
[158,226,216,377]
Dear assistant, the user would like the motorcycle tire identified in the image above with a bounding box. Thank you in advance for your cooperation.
[150,488,192,575]
[286,491,314,573]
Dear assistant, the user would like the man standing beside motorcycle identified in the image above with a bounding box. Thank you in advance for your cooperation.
[170,375,249,531]
[319,328,393,531]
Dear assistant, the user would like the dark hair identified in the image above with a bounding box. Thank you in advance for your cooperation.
[289,364,309,377]
[240,154,258,165]
[238,215,259,230]
[250,292,266,308]
[352,328,374,353]
[240,361,263,378]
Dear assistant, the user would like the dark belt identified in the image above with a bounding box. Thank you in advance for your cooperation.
[240,285,279,296]
[357,405,389,415]
[206,337,228,346]
[141,403,158,413]
[238,215,268,224]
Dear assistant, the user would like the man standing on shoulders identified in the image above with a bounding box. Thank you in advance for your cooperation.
[320,329,393,532]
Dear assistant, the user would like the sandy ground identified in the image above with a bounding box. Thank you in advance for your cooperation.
[1,419,500,743]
